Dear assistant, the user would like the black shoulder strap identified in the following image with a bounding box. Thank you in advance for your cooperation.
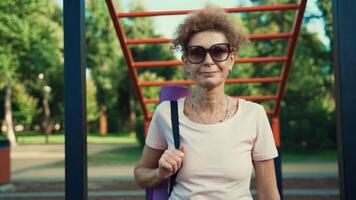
[170,100,180,149]
[169,100,180,196]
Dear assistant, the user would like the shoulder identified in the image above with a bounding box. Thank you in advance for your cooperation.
[240,99,265,116]
[153,100,172,120]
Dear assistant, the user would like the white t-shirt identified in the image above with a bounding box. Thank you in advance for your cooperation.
[146,97,278,200]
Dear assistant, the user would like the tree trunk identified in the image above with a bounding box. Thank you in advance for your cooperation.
[4,84,17,146]
[42,90,51,143]
[99,105,107,136]
[127,97,136,129]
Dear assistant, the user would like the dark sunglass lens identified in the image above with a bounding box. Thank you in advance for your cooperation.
[187,46,206,63]
[210,44,229,61]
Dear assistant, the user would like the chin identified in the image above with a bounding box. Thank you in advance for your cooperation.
[196,79,225,89]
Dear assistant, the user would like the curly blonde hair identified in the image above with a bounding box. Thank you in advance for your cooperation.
[172,8,249,52]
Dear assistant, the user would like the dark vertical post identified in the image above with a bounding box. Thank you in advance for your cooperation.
[64,0,87,200]
[332,0,356,200]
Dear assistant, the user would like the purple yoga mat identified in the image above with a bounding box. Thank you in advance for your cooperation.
[159,85,192,102]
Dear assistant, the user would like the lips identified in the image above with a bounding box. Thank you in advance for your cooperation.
[199,72,219,78]
[200,72,218,74]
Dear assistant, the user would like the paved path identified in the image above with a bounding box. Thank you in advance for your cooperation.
[8,144,338,181]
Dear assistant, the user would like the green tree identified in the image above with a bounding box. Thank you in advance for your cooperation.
[12,83,40,129]
[86,75,99,130]
[0,0,63,145]
[86,0,123,134]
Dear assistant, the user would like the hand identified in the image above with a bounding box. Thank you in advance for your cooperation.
[157,145,185,180]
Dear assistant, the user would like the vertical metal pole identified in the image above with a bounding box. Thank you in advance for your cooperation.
[332,0,356,200]
[64,0,87,200]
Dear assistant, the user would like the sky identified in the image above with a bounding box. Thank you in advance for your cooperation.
[56,0,329,47]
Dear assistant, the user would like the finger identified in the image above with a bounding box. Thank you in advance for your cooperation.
[172,148,184,158]
[160,159,173,172]
[177,160,182,170]
[179,144,186,153]
[166,150,183,161]
[164,155,178,169]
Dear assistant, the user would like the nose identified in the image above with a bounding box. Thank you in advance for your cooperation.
[202,51,214,66]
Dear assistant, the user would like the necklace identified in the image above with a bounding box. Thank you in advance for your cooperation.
[192,95,229,124]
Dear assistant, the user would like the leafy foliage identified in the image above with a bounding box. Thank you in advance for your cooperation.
[0,0,63,135]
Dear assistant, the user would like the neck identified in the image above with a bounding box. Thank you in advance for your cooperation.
[194,84,226,114]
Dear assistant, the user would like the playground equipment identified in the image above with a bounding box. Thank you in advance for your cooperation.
[105,0,307,198]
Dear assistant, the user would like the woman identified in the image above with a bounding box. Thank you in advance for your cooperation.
[134,8,280,200]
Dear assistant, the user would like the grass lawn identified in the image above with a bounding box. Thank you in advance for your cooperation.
[46,144,142,167]
[87,145,142,166]
[0,134,6,140]
[14,132,137,144]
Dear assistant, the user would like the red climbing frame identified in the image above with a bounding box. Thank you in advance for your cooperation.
[105,0,307,149]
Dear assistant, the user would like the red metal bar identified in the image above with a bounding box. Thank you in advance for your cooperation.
[138,77,281,87]
[272,117,281,147]
[143,98,160,104]
[144,120,150,137]
[126,38,172,44]
[133,57,287,68]
[273,0,307,117]
[143,95,277,104]
[117,4,300,18]
[133,60,181,68]
[236,57,287,64]
[125,33,292,45]
[105,0,149,120]
[249,32,292,40]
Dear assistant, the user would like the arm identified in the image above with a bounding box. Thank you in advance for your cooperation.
[134,145,164,188]
[134,144,185,188]
[253,159,280,200]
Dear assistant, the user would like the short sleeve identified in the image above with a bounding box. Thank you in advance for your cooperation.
[252,105,278,161]
[145,107,168,150]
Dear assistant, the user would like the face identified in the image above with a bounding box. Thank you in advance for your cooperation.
[182,31,235,89]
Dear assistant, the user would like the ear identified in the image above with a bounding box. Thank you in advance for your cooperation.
[230,53,235,63]
[229,54,235,69]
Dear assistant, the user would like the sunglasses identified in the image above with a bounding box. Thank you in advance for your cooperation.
[184,43,233,64]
